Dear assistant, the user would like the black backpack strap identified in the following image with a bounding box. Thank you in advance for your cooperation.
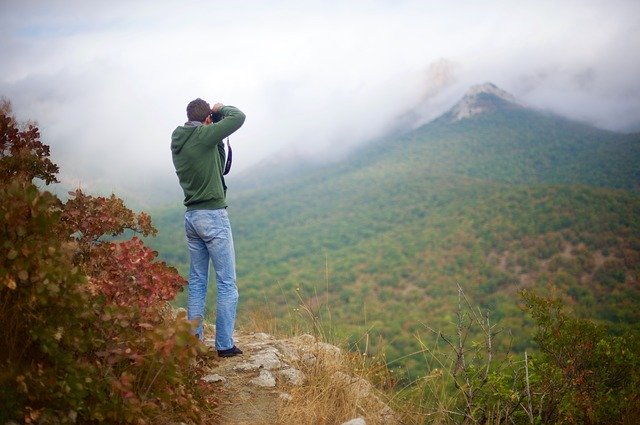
[223,137,232,176]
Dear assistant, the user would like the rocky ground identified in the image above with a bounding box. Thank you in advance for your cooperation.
[197,331,397,425]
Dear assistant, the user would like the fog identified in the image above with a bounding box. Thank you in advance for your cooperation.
[1,0,639,205]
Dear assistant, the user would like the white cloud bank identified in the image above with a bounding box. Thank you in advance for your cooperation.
[1,0,639,203]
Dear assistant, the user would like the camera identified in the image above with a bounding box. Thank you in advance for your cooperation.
[210,111,223,123]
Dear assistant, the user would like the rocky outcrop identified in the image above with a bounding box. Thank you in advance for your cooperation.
[200,331,397,424]
[448,82,521,121]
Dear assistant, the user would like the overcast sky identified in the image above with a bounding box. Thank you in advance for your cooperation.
[1,0,639,204]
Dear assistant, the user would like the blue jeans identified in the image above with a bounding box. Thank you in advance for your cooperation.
[184,208,238,350]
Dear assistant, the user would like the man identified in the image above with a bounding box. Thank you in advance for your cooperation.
[171,98,246,357]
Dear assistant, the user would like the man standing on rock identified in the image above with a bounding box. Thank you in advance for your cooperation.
[171,98,246,357]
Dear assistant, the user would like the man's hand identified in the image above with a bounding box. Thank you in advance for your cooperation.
[211,103,225,113]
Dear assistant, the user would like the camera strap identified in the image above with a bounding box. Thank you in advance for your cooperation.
[223,137,232,175]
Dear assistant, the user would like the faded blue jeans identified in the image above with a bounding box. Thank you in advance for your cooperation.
[184,208,238,350]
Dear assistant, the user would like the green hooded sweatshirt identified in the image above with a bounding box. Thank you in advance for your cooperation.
[171,106,246,210]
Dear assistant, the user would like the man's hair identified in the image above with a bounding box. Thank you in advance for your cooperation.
[186,98,211,122]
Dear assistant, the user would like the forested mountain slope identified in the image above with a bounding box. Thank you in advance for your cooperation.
[148,84,640,377]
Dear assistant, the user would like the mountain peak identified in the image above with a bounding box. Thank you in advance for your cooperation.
[464,82,516,100]
[448,82,520,121]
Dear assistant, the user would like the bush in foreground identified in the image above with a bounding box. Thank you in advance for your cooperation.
[0,100,208,423]
[390,286,640,424]
[522,290,640,424]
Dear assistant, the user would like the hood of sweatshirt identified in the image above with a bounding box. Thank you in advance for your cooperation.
[171,122,201,154]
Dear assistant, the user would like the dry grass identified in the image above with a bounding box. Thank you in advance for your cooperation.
[275,337,398,425]
[243,303,286,336]
[240,283,402,424]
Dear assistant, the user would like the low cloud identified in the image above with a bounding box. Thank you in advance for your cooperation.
[1,0,639,205]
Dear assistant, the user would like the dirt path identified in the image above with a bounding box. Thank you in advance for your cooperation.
[199,332,300,424]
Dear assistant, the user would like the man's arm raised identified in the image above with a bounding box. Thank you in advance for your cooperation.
[211,103,246,138]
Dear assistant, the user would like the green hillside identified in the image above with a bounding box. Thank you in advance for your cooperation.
[360,94,640,190]
[148,86,640,378]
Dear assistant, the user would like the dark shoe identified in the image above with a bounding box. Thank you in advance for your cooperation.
[217,346,243,358]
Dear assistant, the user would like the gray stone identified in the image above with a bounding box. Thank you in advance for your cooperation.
[316,341,341,358]
[245,340,270,350]
[279,392,293,402]
[379,405,398,423]
[273,341,300,362]
[331,371,372,398]
[276,334,342,366]
[341,418,366,425]
[289,334,316,346]
[278,367,306,386]
[250,369,276,388]
[252,332,272,341]
[202,373,226,383]
[234,362,261,372]
[250,348,283,370]
[301,352,317,366]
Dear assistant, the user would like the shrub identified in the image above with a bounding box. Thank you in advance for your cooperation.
[0,100,206,423]
[396,287,640,424]
[396,286,532,424]
[522,290,640,424]
[61,189,183,313]
[0,177,105,422]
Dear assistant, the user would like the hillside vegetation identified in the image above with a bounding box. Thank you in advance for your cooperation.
[149,87,640,381]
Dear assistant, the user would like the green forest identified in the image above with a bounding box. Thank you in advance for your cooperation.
[147,97,640,380]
